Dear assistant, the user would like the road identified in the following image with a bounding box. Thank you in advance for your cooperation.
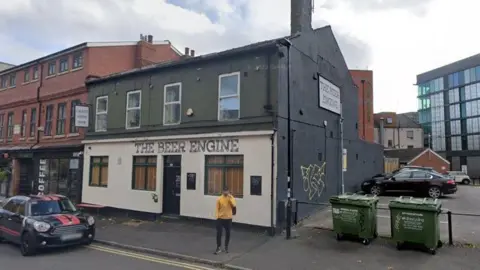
[0,242,220,270]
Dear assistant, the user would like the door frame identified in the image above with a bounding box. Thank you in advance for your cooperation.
[162,155,182,215]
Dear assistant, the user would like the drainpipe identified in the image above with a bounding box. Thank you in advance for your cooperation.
[269,129,276,236]
[361,79,366,139]
[31,61,44,150]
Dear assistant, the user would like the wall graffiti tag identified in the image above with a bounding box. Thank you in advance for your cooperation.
[300,163,326,200]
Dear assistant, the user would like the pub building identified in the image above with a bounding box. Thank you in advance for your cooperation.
[81,131,273,227]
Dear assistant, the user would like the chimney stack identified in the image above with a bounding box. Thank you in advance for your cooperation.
[291,0,313,35]
[184,47,190,56]
[190,50,195,57]
[147,35,153,43]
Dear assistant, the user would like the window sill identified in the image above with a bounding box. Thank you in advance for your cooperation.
[131,188,157,192]
[19,137,26,141]
[204,194,244,199]
[42,136,52,139]
[45,75,56,79]
[125,126,141,130]
[58,71,69,76]
[28,137,36,141]
[95,129,107,132]
[89,185,108,188]
[7,86,16,89]
[54,135,66,138]
[71,67,83,72]
[68,133,80,137]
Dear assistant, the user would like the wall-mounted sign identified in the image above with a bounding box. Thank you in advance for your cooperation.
[250,176,262,196]
[342,148,347,172]
[38,159,47,195]
[134,139,240,154]
[187,173,196,190]
[319,76,341,115]
[75,105,90,127]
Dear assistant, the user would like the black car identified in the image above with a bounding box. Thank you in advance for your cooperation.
[0,194,95,256]
[372,166,437,180]
[362,170,457,199]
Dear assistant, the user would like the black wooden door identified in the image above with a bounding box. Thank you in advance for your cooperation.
[162,156,181,215]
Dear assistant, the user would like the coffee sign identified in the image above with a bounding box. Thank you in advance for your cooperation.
[38,159,47,195]
[135,139,239,154]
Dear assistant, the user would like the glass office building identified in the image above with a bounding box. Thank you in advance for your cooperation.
[417,55,480,174]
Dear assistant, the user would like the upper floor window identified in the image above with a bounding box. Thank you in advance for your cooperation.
[72,52,83,69]
[0,76,7,88]
[126,90,141,129]
[218,72,240,121]
[9,74,15,87]
[33,66,39,80]
[7,112,13,139]
[56,103,66,135]
[24,69,30,83]
[164,83,181,125]
[20,110,27,137]
[44,105,54,136]
[406,130,414,139]
[0,114,4,139]
[47,62,56,76]
[70,100,81,133]
[95,96,108,132]
[29,108,36,137]
[59,58,69,73]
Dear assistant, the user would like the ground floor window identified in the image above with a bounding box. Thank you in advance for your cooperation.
[205,155,244,197]
[132,156,157,191]
[90,156,109,187]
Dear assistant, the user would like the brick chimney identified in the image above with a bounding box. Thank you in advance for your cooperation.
[291,0,313,35]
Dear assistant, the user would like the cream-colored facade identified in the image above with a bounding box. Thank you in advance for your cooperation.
[374,127,424,149]
[81,130,275,227]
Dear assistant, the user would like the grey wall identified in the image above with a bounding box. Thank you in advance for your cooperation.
[275,27,383,224]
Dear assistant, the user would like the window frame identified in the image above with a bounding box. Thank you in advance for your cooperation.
[406,130,414,139]
[44,104,54,136]
[56,103,66,135]
[89,156,109,187]
[0,114,4,139]
[29,108,37,137]
[59,58,69,73]
[47,62,56,76]
[6,112,14,140]
[95,96,108,132]
[70,99,81,133]
[217,72,241,121]
[125,90,142,129]
[163,82,182,125]
[9,73,16,87]
[204,155,244,198]
[0,76,7,88]
[33,66,39,80]
[131,156,157,191]
[72,52,83,69]
[23,69,30,83]
[20,110,27,137]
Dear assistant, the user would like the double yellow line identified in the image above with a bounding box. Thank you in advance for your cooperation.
[87,244,217,270]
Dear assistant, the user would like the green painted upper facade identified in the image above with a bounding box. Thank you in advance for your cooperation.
[86,46,280,140]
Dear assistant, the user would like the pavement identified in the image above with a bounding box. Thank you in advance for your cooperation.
[303,185,480,244]
[0,242,220,270]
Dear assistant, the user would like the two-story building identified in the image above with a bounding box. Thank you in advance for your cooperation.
[81,0,383,229]
[374,112,424,149]
[0,35,182,202]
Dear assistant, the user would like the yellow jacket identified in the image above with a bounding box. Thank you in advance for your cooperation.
[215,195,236,219]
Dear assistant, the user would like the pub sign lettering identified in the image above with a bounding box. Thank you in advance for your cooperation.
[135,139,240,154]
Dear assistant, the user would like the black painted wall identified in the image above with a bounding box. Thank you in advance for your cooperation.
[275,26,383,224]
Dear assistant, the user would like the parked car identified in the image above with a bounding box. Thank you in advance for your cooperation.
[447,171,471,185]
[362,169,457,199]
[371,166,437,180]
[0,194,95,256]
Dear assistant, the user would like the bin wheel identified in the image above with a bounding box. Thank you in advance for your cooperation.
[437,241,443,248]
[428,248,436,255]
[362,239,370,245]
[396,242,403,250]
[336,233,343,241]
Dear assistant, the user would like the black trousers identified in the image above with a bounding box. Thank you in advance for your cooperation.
[216,218,232,248]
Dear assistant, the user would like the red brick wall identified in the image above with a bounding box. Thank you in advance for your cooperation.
[409,150,450,173]
[350,70,374,142]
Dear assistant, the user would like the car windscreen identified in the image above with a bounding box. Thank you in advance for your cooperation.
[30,199,77,216]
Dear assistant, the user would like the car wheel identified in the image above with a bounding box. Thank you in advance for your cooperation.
[428,186,441,199]
[20,233,36,256]
[462,179,470,185]
[370,185,382,196]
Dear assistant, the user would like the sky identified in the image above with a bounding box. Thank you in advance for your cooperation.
[1,0,480,113]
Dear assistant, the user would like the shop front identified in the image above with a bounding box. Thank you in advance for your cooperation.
[82,130,275,227]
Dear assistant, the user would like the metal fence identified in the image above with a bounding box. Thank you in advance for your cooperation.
[294,200,480,245]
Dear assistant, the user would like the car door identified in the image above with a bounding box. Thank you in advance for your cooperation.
[385,171,412,191]
[407,171,431,192]
[8,199,26,243]
[0,199,21,241]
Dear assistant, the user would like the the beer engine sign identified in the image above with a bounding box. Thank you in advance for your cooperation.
[135,138,240,154]
[38,159,47,195]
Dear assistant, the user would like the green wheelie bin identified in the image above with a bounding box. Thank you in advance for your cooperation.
[389,196,443,255]
[329,193,379,245]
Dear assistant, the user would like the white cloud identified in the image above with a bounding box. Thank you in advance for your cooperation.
[3,0,478,114]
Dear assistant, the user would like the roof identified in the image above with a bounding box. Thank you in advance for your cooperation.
[85,31,308,85]
[374,113,421,128]
[0,40,179,76]
[384,148,426,163]
[417,53,480,83]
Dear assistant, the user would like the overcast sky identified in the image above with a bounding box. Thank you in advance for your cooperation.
[1,0,479,113]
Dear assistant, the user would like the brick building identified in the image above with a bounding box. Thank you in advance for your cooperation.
[350,69,374,142]
[384,148,450,174]
[0,36,182,202]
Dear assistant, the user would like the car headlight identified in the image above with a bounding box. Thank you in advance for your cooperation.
[33,221,51,233]
[87,216,95,226]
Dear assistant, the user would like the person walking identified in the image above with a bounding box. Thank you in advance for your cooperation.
[214,187,236,254]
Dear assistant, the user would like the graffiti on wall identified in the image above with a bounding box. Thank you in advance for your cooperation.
[301,163,326,200]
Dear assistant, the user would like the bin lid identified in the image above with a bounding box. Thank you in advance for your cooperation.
[388,196,441,211]
[329,193,379,205]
